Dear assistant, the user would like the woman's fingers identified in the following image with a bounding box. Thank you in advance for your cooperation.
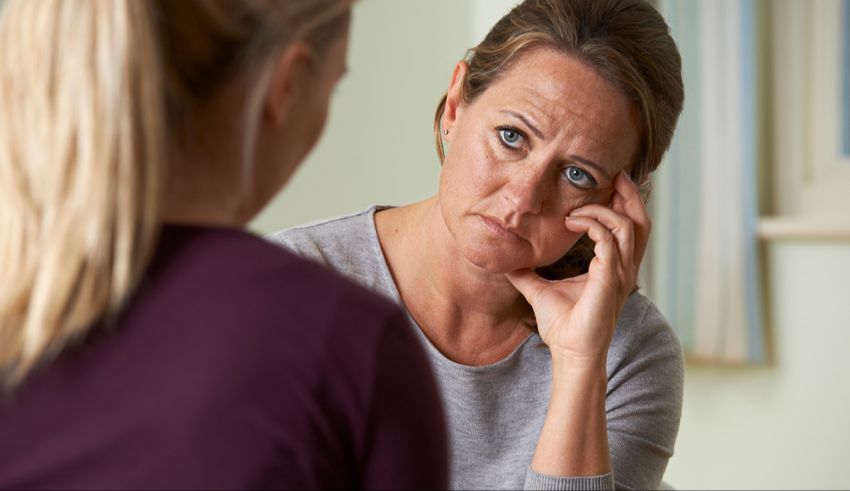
[612,171,651,267]
[506,269,584,341]
[564,216,619,287]
[568,205,634,282]
[569,171,651,277]
[505,268,549,305]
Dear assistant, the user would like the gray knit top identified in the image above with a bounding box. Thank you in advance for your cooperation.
[267,206,684,490]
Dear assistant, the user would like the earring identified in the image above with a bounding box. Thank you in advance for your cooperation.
[442,129,449,136]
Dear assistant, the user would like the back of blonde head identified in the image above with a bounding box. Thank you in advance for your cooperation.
[0,0,351,390]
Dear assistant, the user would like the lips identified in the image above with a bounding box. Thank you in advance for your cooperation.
[480,215,525,243]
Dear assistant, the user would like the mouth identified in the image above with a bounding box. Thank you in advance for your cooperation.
[480,215,525,243]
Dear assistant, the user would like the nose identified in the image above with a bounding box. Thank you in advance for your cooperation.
[502,168,547,216]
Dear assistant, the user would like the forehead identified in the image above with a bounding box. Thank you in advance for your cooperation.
[484,47,629,117]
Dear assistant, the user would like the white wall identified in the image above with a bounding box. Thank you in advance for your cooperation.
[470,0,520,45]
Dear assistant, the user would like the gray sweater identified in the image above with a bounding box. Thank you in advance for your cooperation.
[267,206,684,490]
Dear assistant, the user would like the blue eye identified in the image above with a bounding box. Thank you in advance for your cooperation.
[498,128,524,149]
[563,166,597,189]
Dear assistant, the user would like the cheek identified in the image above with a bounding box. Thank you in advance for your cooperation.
[305,94,331,151]
[301,70,338,152]
[559,186,614,214]
[440,133,498,199]
[535,217,581,265]
[551,187,598,220]
[533,188,611,264]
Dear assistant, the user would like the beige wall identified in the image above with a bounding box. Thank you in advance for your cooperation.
[665,241,850,489]
[253,1,850,489]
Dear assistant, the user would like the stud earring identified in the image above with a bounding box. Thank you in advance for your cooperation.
[442,129,449,135]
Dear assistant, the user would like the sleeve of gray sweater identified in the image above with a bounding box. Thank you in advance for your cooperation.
[608,299,684,490]
[526,298,683,491]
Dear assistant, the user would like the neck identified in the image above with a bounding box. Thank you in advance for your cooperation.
[377,198,534,365]
[161,73,258,228]
[161,155,253,228]
[161,198,247,228]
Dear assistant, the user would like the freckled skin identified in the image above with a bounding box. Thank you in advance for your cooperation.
[439,48,640,273]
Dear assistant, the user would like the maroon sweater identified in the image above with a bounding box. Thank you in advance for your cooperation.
[0,225,448,489]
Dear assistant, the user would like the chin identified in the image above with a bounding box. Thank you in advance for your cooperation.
[459,243,535,274]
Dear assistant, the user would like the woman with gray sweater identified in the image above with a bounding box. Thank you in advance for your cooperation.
[270,0,685,489]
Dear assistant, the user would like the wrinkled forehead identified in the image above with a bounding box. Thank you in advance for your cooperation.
[486,48,632,117]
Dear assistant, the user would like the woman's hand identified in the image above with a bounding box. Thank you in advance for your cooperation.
[506,171,651,365]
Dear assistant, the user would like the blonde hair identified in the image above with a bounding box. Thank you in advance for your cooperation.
[0,0,352,390]
[434,0,683,280]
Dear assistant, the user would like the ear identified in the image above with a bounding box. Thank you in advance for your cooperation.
[265,42,313,126]
[442,59,469,136]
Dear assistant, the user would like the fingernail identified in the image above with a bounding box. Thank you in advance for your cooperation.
[621,170,633,182]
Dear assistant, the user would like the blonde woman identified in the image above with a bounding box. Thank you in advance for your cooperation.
[0,0,447,488]
[270,0,685,489]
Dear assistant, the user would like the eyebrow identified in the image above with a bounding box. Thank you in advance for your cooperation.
[570,155,613,181]
[501,110,545,140]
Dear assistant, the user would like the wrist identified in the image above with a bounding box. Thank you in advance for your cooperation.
[549,349,608,375]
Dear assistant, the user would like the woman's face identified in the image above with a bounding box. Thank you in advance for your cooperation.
[249,19,350,218]
[438,47,640,273]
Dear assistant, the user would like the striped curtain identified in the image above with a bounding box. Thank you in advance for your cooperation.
[649,0,767,364]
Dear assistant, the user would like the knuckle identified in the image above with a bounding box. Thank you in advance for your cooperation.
[593,229,613,245]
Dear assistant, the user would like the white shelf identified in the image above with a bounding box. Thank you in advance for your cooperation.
[757,217,850,240]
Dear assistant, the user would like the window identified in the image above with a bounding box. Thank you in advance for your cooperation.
[760,0,850,238]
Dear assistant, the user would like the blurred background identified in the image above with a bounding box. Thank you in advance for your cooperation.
[252,0,850,489]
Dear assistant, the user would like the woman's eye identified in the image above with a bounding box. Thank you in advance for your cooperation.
[498,128,524,149]
[563,166,597,189]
